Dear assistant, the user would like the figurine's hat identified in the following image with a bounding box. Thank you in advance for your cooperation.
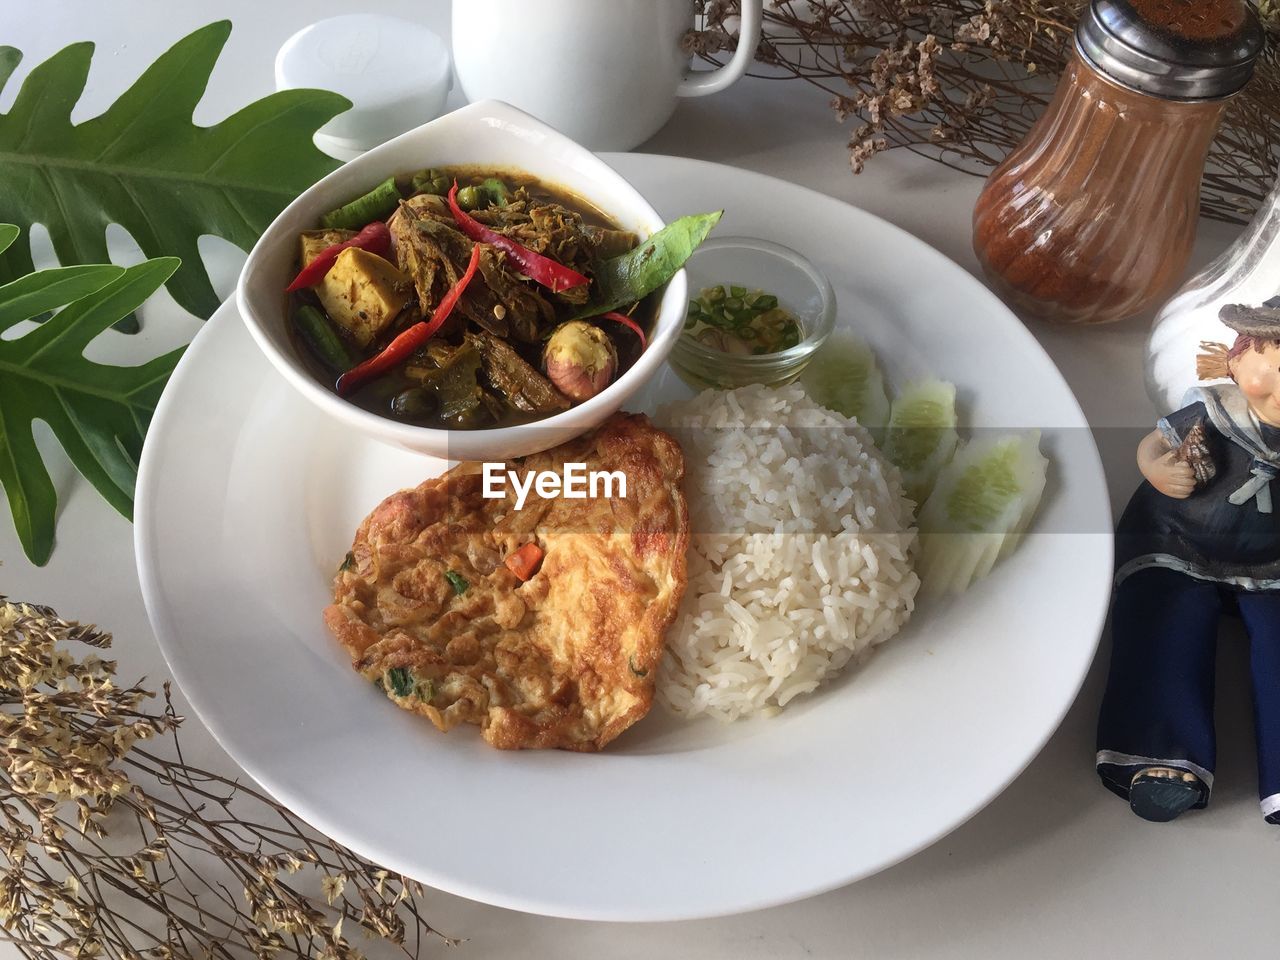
[1219,295,1280,337]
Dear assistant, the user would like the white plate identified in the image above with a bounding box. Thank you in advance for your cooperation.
[136,155,1112,922]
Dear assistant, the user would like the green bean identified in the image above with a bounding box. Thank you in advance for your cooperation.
[730,285,747,298]
[294,305,355,373]
[321,176,402,229]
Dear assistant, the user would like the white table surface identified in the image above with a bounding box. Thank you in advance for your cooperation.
[3,2,1278,957]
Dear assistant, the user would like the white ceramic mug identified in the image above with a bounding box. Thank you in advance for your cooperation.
[451,0,763,152]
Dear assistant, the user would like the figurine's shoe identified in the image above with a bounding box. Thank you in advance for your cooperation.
[1129,768,1204,823]
[1266,810,1280,826]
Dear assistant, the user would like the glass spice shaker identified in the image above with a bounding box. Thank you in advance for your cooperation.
[972,0,1263,326]
[1146,173,1280,412]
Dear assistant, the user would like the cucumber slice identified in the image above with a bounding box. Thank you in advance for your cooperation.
[917,431,1048,596]
[800,329,890,435]
[882,379,959,505]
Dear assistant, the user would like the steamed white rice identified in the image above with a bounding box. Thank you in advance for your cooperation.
[657,383,920,721]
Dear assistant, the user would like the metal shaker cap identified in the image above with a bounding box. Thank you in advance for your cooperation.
[1076,0,1264,101]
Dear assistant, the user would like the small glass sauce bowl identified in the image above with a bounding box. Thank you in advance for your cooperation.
[670,236,835,391]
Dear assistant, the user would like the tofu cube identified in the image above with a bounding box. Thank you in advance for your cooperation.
[316,248,412,348]
[298,229,355,267]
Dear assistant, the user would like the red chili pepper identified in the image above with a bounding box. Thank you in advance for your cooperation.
[286,221,392,292]
[446,182,589,294]
[598,311,647,349]
[335,243,483,397]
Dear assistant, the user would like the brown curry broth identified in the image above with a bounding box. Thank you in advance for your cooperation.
[287,166,656,430]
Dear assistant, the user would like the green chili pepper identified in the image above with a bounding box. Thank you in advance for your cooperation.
[444,570,469,595]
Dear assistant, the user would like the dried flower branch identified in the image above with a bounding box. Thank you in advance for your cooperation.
[693,1,1280,224]
[0,597,452,960]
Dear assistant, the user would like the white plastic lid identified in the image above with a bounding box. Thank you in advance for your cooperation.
[275,14,452,155]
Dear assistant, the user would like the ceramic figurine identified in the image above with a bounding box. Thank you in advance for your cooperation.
[1098,296,1280,824]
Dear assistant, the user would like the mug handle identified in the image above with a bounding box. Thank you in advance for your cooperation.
[677,0,763,98]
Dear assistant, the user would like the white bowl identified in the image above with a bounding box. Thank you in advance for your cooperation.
[236,99,687,461]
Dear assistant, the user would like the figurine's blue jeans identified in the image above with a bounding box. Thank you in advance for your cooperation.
[1096,566,1280,822]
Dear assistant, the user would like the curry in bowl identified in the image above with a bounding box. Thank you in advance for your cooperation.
[285,165,719,430]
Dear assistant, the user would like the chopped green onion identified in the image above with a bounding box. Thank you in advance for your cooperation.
[685,283,804,355]
[387,667,413,697]
[444,570,469,595]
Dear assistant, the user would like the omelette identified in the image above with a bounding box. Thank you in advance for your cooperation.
[324,413,688,751]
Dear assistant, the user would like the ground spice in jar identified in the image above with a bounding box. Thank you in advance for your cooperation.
[971,0,1262,325]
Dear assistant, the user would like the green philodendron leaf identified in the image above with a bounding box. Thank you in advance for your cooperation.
[0,239,182,565]
[0,21,350,318]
